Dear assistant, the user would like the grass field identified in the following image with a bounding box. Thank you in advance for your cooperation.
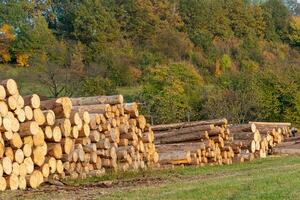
[1,156,300,200]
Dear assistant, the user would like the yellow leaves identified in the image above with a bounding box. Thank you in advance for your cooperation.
[128,66,142,82]
[291,16,300,28]
[1,53,11,63]
[0,24,15,63]
[0,24,15,41]
[288,16,300,46]
[16,54,29,67]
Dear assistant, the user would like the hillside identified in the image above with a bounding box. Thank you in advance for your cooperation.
[0,0,300,125]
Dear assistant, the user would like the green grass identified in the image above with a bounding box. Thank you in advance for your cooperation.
[1,156,300,200]
[96,156,300,200]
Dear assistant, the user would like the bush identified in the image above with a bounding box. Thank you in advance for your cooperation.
[78,76,116,96]
[140,62,203,124]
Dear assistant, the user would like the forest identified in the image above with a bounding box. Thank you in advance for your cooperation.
[0,0,300,125]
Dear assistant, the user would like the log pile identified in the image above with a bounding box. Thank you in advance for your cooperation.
[0,79,46,190]
[228,123,267,161]
[272,135,300,155]
[154,120,294,166]
[249,122,292,150]
[0,79,158,190]
[153,119,237,166]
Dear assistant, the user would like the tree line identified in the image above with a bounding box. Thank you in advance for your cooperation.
[0,0,300,125]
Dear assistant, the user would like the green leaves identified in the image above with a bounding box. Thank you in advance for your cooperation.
[140,62,203,124]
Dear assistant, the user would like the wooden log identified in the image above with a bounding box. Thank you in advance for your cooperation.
[0,116,11,131]
[89,130,100,142]
[14,108,26,122]
[235,140,256,153]
[71,95,123,106]
[12,162,20,176]
[50,126,62,142]
[0,101,8,117]
[41,163,50,178]
[1,79,18,96]
[40,97,72,119]
[24,94,41,109]
[56,160,64,174]
[2,157,12,175]
[33,108,46,126]
[18,176,26,190]
[43,110,56,126]
[19,121,40,137]
[157,131,209,144]
[249,121,291,127]
[14,149,24,164]
[72,104,111,115]
[69,111,82,126]
[10,117,20,132]
[55,119,71,137]
[71,126,79,139]
[2,130,12,141]
[47,143,63,159]
[0,176,6,191]
[159,151,191,165]
[47,157,57,174]
[10,133,23,149]
[231,131,260,142]
[61,137,74,154]
[16,95,24,109]
[152,118,228,131]
[229,124,256,133]
[5,147,14,161]
[7,95,18,110]
[23,143,32,158]
[154,124,214,139]
[19,163,27,177]
[32,146,45,167]
[26,170,43,189]
[96,138,111,149]
[156,142,207,153]
[24,106,33,121]
[74,137,91,145]
[24,157,34,174]
[7,174,19,190]
[0,142,4,158]
[123,103,139,117]
[0,85,6,100]
[33,128,45,146]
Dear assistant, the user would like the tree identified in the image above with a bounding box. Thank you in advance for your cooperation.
[262,0,290,41]
[0,24,15,62]
[140,62,203,124]
[180,0,232,50]
[12,14,58,66]
[288,16,300,47]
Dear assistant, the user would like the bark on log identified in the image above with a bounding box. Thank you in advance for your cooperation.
[157,131,209,144]
[152,118,228,131]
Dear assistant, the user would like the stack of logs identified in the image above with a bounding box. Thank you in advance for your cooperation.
[228,122,292,161]
[228,123,267,162]
[153,119,238,166]
[249,122,292,150]
[154,120,292,166]
[0,79,158,190]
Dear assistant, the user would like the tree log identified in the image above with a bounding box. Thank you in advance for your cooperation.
[152,119,227,131]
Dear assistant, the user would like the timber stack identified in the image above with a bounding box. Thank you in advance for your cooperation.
[249,122,292,151]
[228,123,266,161]
[153,119,237,166]
[272,135,300,155]
[0,78,158,190]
